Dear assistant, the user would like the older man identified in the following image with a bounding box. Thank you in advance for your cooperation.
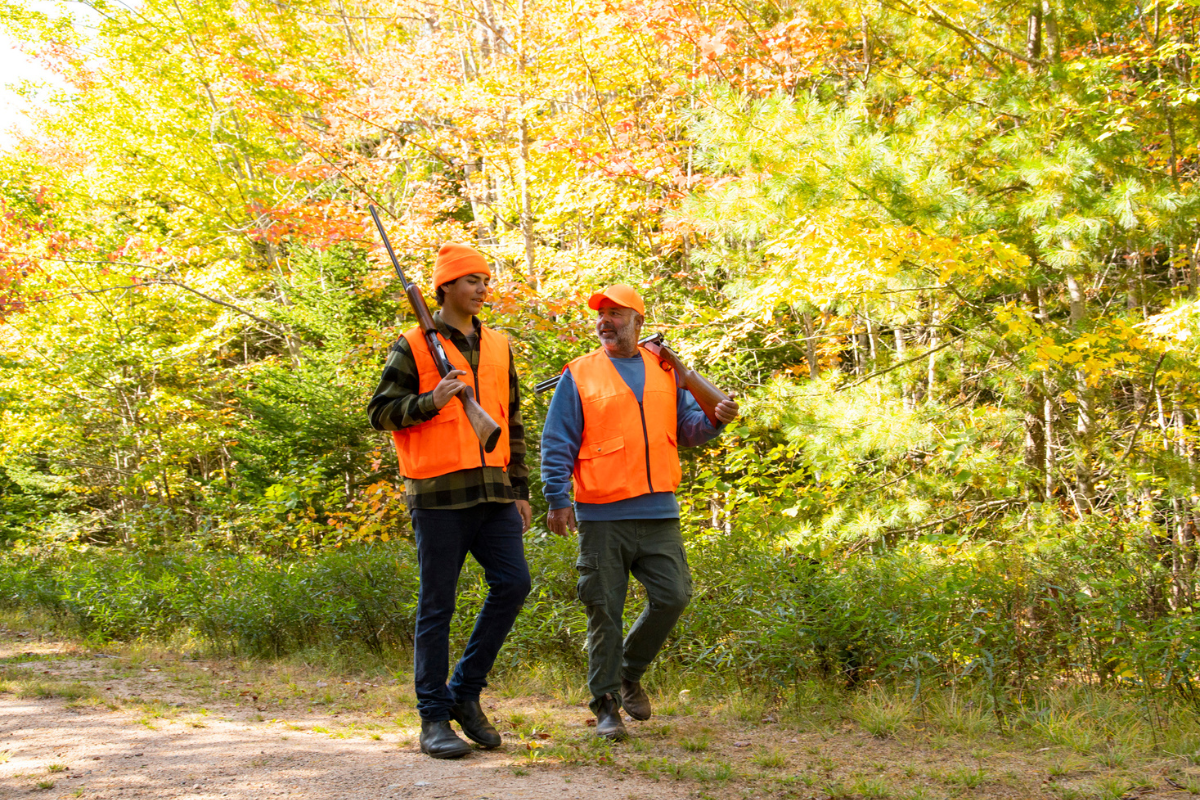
[540,284,738,739]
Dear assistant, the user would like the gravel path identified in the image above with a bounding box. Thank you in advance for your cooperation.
[0,693,691,800]
[0,635,698,800]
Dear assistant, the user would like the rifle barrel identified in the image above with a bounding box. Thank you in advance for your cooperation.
[368,206,410,290]
[533,335,665,394]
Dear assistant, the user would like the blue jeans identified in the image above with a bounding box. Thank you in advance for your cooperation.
[411,502,530,721]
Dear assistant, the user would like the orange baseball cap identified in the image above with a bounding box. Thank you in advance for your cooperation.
[587,284,645,316]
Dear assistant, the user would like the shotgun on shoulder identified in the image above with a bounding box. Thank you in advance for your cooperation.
[369,206,502,453]
[534,333,732,428]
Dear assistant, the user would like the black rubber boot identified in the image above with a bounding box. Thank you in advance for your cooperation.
[450,697,502,749]
[620,678,652,721]
[594,693,628,741]
[419,719,472,759]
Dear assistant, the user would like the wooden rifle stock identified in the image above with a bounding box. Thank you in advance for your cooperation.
[640,334,731,428]
[369,206,502,453]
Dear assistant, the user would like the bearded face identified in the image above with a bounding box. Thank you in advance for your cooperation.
[596,303,643,356]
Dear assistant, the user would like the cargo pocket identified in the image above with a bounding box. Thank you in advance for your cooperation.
[575,552,605,607]
[678,545,694,599]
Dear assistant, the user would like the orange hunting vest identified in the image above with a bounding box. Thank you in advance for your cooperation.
[569,348,681,504]
[392,325,511,480]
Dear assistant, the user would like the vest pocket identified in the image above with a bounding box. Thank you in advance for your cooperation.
[429,399,463,424]
[576,434,625,495]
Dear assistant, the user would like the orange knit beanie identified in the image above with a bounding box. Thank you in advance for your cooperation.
[433,243,491,289]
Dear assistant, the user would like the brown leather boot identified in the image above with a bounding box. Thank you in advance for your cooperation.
[620,678,651,721]
[594,693,627,740]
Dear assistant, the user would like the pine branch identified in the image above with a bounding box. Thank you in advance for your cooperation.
[873,498,1022,541]
[21,279,298,341]
[833,333,967,393]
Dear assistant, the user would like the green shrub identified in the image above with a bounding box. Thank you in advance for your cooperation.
[2,518,1199,715]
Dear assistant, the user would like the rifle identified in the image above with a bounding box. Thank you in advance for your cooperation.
[369,206,502,453]
[534,333,733,428]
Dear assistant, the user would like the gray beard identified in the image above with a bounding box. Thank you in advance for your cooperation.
[616,327,639,354]
[602,326,639,356]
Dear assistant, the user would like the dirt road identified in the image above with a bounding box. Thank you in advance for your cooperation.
[1,694,682,799]
[0,637,691,800]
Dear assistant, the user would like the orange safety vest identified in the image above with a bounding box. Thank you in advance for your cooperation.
[392,325,511,480]
[569,347,681,504]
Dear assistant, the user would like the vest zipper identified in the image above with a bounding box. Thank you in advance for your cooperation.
[472,356,485,469]
[638,400,653,494]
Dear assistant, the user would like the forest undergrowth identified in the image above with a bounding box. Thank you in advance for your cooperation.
[5,511,1200,740]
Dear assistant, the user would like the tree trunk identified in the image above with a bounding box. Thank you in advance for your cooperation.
[517,0,536,287]
[894,324,910,409]
[1026,3,1042,62]
[864,307,881,364]
[1067,274,1096,510]
[1022,287,1047,500]
[1041,0,1060,63]
[477,0,499,67]
[802,313,819,378]
[926,301,939,404]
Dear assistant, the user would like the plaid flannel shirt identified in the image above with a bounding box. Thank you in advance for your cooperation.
[367,311,528,510]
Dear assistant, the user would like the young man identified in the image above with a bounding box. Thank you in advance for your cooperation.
[540,284,738,739]
[368,243,532,759]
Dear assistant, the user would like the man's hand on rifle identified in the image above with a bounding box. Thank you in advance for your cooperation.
[714,392,739,425]
[548,506,577,537]
[432,369,470,409]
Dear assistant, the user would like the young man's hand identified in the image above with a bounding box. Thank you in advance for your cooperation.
[548,506,577,536]
[432,369,469,408]
[515,499,532,533]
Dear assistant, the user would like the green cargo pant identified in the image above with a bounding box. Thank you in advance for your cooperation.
[575,518,693,712]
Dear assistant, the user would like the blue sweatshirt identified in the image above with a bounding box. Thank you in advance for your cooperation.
[540,354,724,521]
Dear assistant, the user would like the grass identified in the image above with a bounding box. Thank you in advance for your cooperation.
[1093,776,1135,800]
[690,760,733,782]
[0,665,102,704]
[926,691,995,738]
[846,776,893,798]
[852,688,913,739]
[752,747,787,769]
[941,766,987,788]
